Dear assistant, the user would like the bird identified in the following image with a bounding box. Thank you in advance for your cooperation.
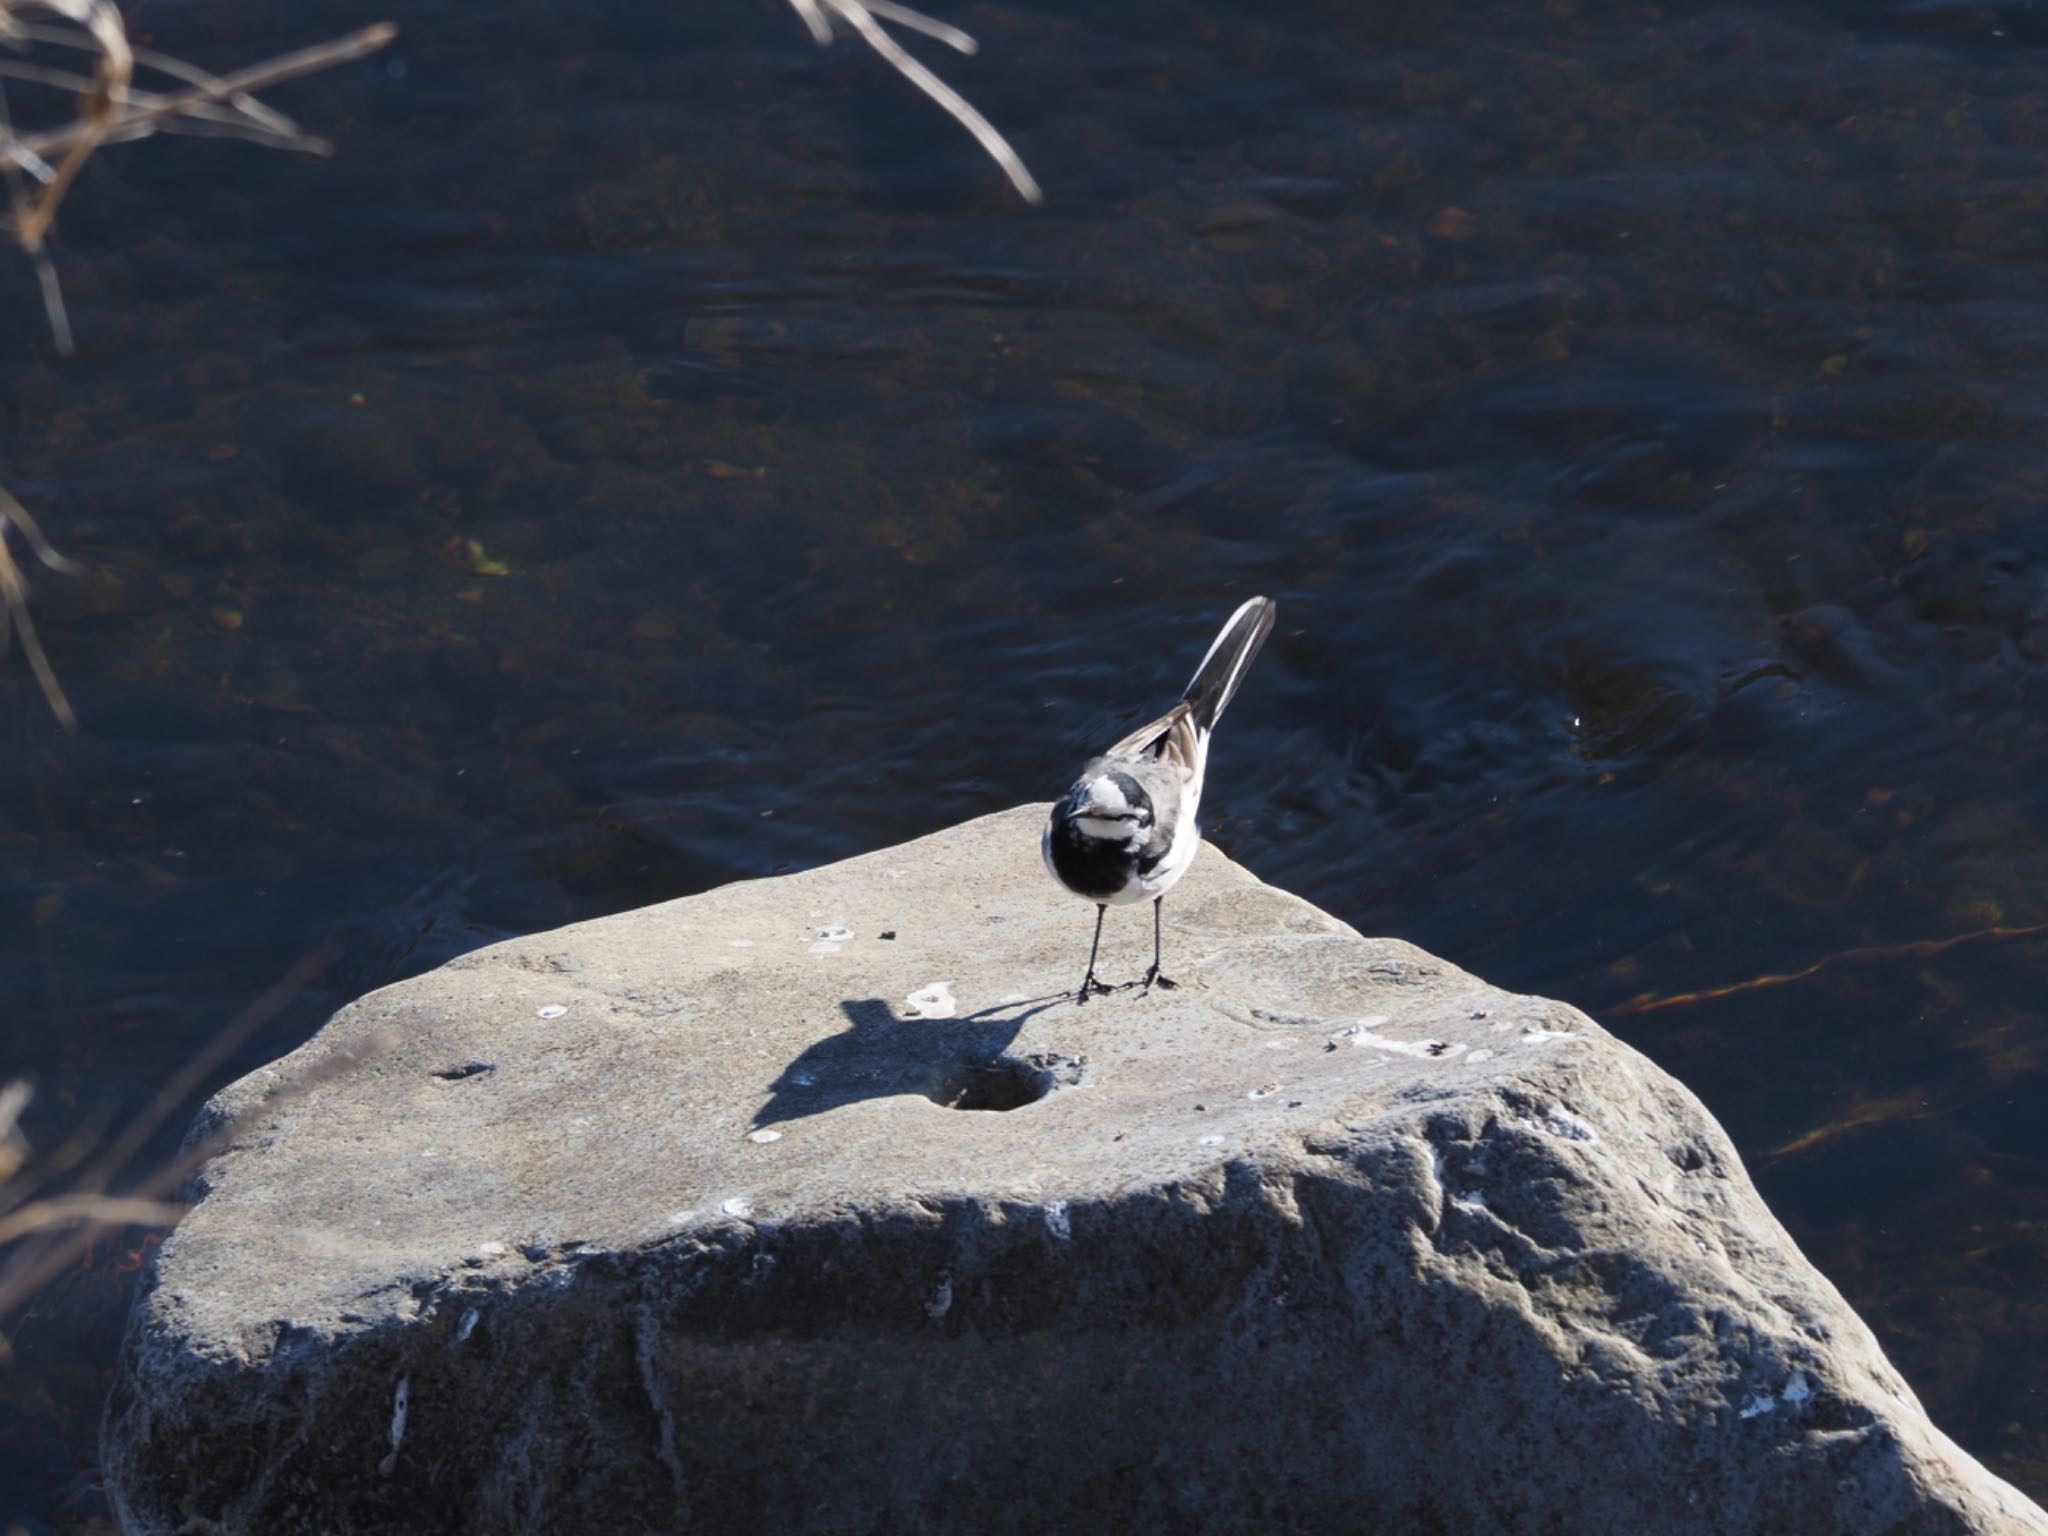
[1042,596,1277,1004]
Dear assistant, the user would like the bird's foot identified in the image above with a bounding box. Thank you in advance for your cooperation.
[1074,974,1116,1005]
[1141,967,1178,993]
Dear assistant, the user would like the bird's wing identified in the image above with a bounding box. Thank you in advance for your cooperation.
[1105,700,1195,765]
[1158,707,1201,776]
[1120,752,1190,869]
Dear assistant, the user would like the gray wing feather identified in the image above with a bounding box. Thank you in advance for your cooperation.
[1119,755,1186,870]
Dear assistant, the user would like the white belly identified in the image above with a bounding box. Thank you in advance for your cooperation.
[1131,820,1200,900]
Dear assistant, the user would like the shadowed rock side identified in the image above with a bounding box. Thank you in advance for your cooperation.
[103,806,2047,1536]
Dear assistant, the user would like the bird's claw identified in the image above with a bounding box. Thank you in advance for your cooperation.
[1075,975,1115,1006]
[1141,967,1178,993]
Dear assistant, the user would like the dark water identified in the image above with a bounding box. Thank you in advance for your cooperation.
[4,0,2048,1521]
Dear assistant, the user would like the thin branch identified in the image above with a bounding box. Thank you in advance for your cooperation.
[0,61,319,152]
[5,0,131,252]
[862,0,979,54]
[788,0,836,48]
[0,486,77,728]
[0,1081,31,1184]
[0,6,395,720]
[8,23,309,140]
[793,0,1041,205]
[84,944,336,1195]
[11,22,395,163]
[0,482,80,726]
[0,482,80,575]
[0,943,364,1324]
[0,1192,180,1244]
[0,72,70,351]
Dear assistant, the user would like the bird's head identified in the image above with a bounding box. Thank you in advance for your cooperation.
[1057,766,1153,843]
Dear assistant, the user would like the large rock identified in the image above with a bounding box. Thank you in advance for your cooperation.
[105,806,2047,1536]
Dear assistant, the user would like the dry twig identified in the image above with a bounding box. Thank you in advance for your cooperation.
[788,0,1042,204]
[0,944,364,1334]
[9,21,396,165]
[0,5,394,726]
[0,3,396,352]
[0,480,80,728]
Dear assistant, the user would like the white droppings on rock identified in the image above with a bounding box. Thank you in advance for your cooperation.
[537,1005,567,1020]
[1262,1038,1295,1050]
[903,982,957,1019]
[808,941,843,957]
[1247,1083,1280,1100]
[1738,1392,1776,1420]
[455,1308,480,1343]
[1522,1028,1578,1044]
[816,922,853,943]
[474,1241,507,1261]
[1782,1371,1813,1406]
[1467,1048,1494,1064]
[925,1274,953,1321]
[1199,1134,1225,1146]
[746,1129,783,1144]
[1333,1026,1467,1060]
[1452,1190,1489,1212]
[1046,1202,1071,1241]
[720,1197,753,1219]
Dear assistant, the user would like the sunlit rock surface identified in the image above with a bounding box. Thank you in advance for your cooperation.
[104,806,2048,1536]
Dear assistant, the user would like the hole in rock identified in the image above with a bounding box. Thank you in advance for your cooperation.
[926,1057,1055,1112]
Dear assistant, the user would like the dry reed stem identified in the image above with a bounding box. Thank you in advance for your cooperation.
[0,4,396,354]
[789,0,1042,204]
[0,6,395,725]
[0,944,373,1334]
[0,480,80,728]
[9,21,396,164]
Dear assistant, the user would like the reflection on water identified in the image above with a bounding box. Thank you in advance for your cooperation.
[3,0,2047,1520]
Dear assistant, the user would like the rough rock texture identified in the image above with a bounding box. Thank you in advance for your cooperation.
[105,806,2047,1536]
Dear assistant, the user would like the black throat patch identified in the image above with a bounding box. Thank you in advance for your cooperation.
[1046,810,1140,900]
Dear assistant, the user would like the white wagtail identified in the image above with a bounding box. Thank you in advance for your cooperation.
[1042,596,1277,1003]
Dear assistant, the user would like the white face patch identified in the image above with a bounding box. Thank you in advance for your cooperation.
[1067,772,1146,843]
[1073,815,1138,842]
[1078,773,1130,817]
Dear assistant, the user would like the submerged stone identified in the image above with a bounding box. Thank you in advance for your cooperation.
[104,806,2048,1535]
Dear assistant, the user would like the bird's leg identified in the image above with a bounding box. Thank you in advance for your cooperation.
[1141,897,1178,992]
[1075,904,1115,1004]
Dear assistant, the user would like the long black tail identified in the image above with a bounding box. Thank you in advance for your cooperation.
[1181,596,1276,734]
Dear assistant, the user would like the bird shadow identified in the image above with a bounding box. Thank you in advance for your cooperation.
[754,992,1074,1128]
